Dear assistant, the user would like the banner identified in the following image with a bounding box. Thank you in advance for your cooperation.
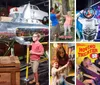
[76,43,100,65]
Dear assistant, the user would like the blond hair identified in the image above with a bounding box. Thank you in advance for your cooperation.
[33,32,41,38]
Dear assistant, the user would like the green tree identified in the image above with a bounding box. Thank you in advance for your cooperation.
[62,0,70,14]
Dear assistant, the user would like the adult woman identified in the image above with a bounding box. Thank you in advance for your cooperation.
[56,47,69,67]
[56,47,69,76]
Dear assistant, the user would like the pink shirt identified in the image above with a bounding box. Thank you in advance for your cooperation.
[64,15,72,26]
[30,41,44,61]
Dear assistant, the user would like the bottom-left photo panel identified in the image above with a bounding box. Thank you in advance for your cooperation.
[50,43,75,85]
[0,27,49,85]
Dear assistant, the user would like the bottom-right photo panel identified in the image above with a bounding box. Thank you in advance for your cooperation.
[50,43,75,85]
[76,43,100,85]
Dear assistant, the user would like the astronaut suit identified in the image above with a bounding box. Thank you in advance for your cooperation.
[77,10,98,41]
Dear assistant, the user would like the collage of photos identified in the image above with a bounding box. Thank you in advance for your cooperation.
[50,0,74,41]
[76,43,100,85]
[0,0,100,85]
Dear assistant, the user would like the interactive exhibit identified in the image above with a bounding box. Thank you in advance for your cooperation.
[77,1,100,41]
[51,1,74,41]
[76,43,100,85]
[50,43,75,85]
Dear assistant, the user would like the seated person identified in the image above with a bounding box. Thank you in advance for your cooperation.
[80,57,100,85]
[77,63,95,85]
[94,53,100,68]
[84,57,100,75]
[76,78,85,85]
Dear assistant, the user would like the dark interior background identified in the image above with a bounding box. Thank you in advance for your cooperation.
[76,0,100,10]
[0,0,49,12]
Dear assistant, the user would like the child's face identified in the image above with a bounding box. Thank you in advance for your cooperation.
[67,11,70,15]
[86,59,91,66]
[53,62,58,68]
[88,10,91,14]
[59,49,64,58]
[32,34,39,42]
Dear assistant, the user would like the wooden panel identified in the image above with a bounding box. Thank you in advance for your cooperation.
[0,73,11,85]
[0,56,20,85]
[16,72,20,85]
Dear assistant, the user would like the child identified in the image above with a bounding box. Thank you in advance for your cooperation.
[51,60,69,85]
[81,57,98,85]
[62,11,73,37]
[29,32,44,85]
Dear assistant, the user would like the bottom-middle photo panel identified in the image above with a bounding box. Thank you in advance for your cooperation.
[50,43,75,85]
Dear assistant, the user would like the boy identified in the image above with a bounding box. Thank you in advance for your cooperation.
[51,60,69,85]
[29,32,44,85]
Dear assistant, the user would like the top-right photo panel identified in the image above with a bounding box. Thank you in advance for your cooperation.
[76,0,100,42]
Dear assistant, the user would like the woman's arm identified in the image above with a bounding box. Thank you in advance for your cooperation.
[56,61,69,72]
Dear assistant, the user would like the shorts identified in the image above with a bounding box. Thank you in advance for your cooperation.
[30,60,39,73]
[51,24,60,35]
[64,24,71,29]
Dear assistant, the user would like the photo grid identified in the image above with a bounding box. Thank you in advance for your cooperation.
[0,0,100,85]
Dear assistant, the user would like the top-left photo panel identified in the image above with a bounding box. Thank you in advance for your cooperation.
[0,0,49,85]
[0,0,49,40]
[50,0,75,42]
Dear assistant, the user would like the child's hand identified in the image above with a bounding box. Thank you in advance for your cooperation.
[30,50,33,54]
[92,77,97,80]
[65,61,69,67]
[67,61,70,65]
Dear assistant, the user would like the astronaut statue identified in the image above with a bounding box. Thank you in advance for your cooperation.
[77,8,98,41]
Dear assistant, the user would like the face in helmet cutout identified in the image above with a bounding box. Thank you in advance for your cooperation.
[83,8,95,19]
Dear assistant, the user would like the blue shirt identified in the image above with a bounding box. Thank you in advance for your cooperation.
[50,13,59,26]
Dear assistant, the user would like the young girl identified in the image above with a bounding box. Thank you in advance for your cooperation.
[51,60,69,85]
[62,11,73,37]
